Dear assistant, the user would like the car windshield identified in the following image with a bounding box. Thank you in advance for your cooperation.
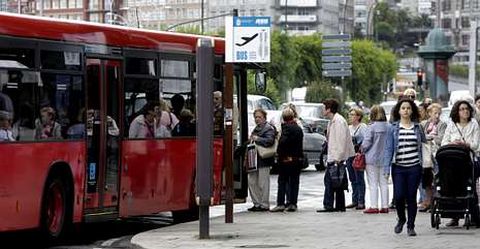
[440,108,451,123]
[296,105,322,118]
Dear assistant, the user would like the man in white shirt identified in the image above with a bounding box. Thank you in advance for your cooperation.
[317,99,355,212]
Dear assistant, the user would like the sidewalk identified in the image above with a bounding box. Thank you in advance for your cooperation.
[132,168,480,249]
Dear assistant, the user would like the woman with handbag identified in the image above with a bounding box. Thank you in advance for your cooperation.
[441,100,480,227]
[384,98,425,236]
[419,103,446,213]
[361,105,389,214]
[247,108,276,212]
[346,108,367,210]
[270,108,303,212]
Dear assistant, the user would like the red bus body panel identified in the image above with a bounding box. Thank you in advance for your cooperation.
[119,139,224,217]
[0,13,225,54]
[0,13,228,232]
[0,142,86,231]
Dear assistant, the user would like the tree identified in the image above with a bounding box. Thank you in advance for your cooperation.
[350,40,397,105]
[265,31,298,99]
[290,34,323,87]
[305,80,339,103]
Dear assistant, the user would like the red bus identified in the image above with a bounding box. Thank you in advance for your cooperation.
[0,13,252,239]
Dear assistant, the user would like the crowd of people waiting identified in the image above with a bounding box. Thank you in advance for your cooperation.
[246,88,480,238]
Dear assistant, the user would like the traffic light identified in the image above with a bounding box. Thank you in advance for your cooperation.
[431,2,436,15]
[417,69,423,86]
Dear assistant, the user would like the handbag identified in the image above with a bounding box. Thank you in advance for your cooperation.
[255,137,278,159]
[328,161,348,190]
[352,151,366,171]
[244,143,258,173]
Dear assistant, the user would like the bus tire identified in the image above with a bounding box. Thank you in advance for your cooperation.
[172,206,199,224]
[40,174,72,241]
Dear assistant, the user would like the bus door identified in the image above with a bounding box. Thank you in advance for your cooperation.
[84,59,122,216]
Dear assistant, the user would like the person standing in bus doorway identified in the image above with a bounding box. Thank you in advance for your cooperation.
[270,107,303,212]
[0,111,14,141]
[35,107,62,140]
[248,108,276,212]
[129,102,156,139]
[384,98,425,236]
[213,91,223,135]
[317,99,355,213]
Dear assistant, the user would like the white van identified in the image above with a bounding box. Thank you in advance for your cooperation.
[449,90,474,107]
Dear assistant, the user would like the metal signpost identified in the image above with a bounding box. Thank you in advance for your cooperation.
[322,34,352,102]
[225,16,271,63]
[196,38,214,239]
[224,16,271,223]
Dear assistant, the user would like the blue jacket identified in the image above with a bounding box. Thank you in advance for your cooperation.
[383,121,426,175]
[361,121,388,166]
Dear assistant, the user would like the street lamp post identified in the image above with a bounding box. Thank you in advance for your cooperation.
[285,0,288,34]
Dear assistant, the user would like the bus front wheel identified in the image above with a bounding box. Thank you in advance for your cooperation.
[40,176,70,240]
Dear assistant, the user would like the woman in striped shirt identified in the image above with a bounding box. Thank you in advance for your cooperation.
[384,98,425,236]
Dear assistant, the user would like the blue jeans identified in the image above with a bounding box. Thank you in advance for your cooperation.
[276,164,301,206]
[346,157,365,206]
[392,164,422,229]
[323,162,346,210]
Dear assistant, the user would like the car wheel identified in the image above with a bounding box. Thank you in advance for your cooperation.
[316,154,326,171]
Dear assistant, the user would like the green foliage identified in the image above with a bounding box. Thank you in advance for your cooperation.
[290,34,323,87]
[266,31,298,98]
[350,40,397,105]
[305,80,339,103]
[449,64,480,78]
[247,72,281,107]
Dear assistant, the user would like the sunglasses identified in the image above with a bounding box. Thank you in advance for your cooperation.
[406,95,415,99]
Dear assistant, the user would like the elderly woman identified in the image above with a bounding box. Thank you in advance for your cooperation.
[270,107,303,212]
[441,100,480,227]
[247,108,276,212]
[419,103,446,212]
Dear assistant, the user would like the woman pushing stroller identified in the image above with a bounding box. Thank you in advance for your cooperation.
[441,100,480,227]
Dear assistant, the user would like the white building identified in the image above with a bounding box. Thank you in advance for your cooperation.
[353,0,376,36]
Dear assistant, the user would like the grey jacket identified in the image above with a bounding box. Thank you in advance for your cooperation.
[251,122,276,167]
[361,121,388,166]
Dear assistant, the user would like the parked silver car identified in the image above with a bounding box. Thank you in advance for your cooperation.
[280,102,328,171]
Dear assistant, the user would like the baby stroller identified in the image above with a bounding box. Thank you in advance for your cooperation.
[431,144,477,229]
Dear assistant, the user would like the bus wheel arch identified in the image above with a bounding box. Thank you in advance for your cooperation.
[40,162,74,241]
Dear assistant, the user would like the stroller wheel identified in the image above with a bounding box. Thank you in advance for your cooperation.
[435,214,440,229]
[465,214,471,230]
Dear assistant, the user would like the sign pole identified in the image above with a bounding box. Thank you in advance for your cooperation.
[224,64,234,223]
[196,38,214,239]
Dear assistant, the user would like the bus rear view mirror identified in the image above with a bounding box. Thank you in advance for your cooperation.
[255,71,266,94]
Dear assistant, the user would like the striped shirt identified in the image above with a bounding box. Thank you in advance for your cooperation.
[395,125,420,167]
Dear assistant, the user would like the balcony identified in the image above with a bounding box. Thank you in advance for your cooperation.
[288,30,318,36]
[279,0,317,8]
[278,15,317,23]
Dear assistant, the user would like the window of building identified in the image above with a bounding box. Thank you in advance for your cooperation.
[442,18,451,29]
[462,34,470,46]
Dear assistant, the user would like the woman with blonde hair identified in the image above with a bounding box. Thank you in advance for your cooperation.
[362,105,389,214]
[419,103,446,212]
